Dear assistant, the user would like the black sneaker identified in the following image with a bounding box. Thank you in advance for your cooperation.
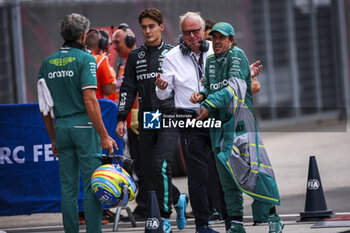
[196,225,219,233]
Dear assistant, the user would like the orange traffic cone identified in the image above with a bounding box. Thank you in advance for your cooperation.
[300,156,333,221]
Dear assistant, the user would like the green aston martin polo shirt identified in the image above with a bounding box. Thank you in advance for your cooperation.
[37,46,97,118]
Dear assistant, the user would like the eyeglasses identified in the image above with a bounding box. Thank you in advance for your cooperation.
[182,28,202,36]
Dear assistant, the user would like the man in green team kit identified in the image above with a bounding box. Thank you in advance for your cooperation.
[37,13,117,233]
[192,22,284,233]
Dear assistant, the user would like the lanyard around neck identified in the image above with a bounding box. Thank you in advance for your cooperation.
[191,52,204,80]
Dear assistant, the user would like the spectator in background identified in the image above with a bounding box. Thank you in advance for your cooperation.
[205,19,216,41]
[99,29,118,101]
[112,24,137,104]
[85,29,116,101]
[99,29,112,56]
[112,24,148,221]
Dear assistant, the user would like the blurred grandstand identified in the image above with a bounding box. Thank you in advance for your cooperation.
[0,0,349,130]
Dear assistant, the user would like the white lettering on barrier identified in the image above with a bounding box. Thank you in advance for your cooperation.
[33,145,43,162]
[0,147,12,164]
[32,144,58,162]
[44,144,54,162]
[13,146,25,164]
[0,144,57,165]
[0,146,25,164]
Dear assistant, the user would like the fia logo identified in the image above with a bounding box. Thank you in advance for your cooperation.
[307,179,320,190]
[145,218,160,229]
[143,110,161,129]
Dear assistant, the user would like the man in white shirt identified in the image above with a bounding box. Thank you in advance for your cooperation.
[156,12,219,233]
[155,12,263,233]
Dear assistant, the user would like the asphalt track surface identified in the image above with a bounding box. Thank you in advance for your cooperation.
[1,120,349,233]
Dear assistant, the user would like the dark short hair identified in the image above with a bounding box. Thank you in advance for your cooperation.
[205,19,216,31]
[138,8,163,25]
[60,13,90,42]
[99,29,110,40]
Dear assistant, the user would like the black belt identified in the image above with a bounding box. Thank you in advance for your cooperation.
[56,112,86,119]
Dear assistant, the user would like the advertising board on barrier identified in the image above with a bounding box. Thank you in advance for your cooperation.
[0,99,122,216]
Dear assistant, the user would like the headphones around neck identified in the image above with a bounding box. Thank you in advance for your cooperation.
[87,28,108,50]
[118,23,136,48]
[179,39,209,56]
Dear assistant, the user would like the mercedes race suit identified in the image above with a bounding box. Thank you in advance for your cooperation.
[117,41,175,122]
[116,41,180,218]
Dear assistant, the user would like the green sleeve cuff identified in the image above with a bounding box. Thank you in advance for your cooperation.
[201,99,215,112]
[199,91,207,101]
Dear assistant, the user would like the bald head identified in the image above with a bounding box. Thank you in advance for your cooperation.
[112,28,135,58]
[85,30,100,53]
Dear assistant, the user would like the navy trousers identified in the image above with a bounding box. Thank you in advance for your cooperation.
[179,127,211,227]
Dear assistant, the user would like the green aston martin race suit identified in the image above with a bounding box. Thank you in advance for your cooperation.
[200,46,280,222]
